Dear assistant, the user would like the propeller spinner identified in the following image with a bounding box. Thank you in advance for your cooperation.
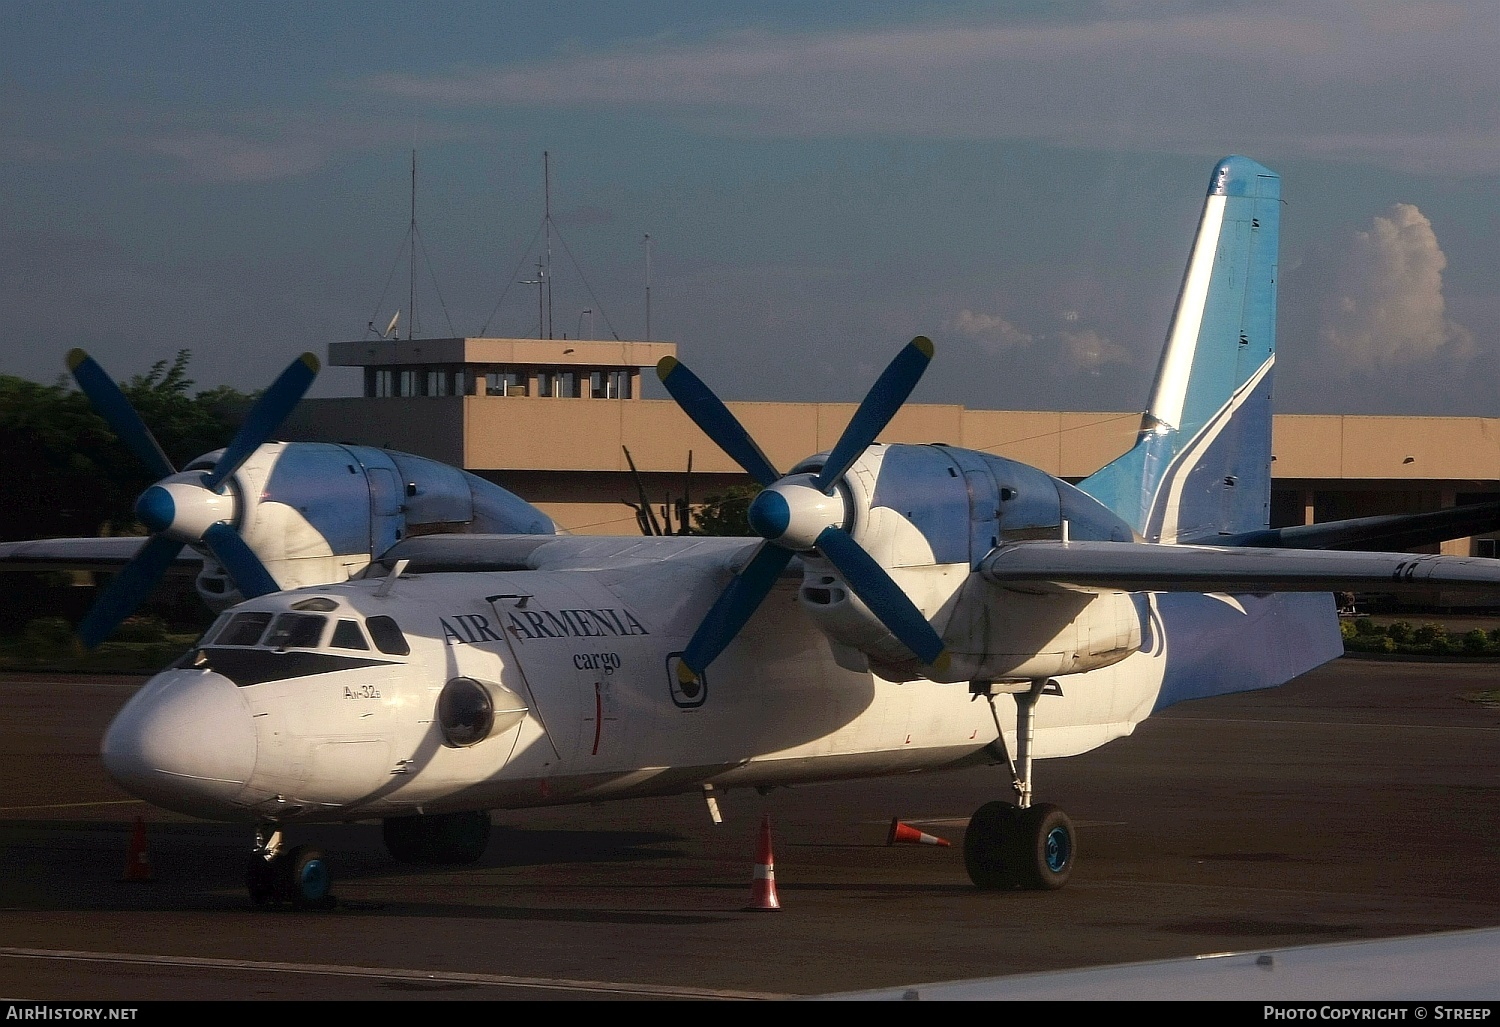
[66,349,319,647]
[658,338,949,683]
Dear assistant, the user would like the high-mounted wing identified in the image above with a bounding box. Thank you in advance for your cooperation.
[982,539,1500,597]
[0,537,203,575]
[1218,502,1500,554]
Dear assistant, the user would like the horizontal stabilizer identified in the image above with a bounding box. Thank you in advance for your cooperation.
[982,539,1500,597]
[1218,502,1500,553]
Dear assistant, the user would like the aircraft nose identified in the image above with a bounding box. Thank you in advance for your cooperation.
[102,670,255,817]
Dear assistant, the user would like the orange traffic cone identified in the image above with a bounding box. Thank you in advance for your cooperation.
[744,813,781,911]
[121,817,152,882]
[887,818,951,848]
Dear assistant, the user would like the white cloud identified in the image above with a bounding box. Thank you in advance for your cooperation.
[947,310,1033,352]
[141,133,330,183]
[1319,203,1475,367]
[1059,328,1130,372]
[946,308,1127,372]
[360,2,1500,173]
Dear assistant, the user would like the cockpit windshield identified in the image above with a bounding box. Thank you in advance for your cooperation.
[198,608,408,658]
[212,612,274,646]
[263,613,326,650]
[180,605,411,686]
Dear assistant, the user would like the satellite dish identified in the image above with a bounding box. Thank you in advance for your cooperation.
[385,311,401,339]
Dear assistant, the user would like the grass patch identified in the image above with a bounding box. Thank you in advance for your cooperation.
[1342,618,1500,659]
[0,616,194,674]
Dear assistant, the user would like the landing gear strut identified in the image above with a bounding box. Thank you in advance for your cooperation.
[964,679,1076,890]
[246,826,333,909]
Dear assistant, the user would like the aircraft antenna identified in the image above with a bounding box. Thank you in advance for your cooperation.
[362,151,455,340]
[544,151,553,339]
[409,149,416,341]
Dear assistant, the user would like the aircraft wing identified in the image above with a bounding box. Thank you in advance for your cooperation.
[1216,501,1500,553]
[377,532,766,574]
[0,537,203,575]
[980,539,1500,596]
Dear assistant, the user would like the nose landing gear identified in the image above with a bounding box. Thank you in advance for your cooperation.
[247,827,334,909]
[965,680,1077,890]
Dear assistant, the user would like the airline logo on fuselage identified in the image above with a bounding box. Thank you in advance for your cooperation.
[442,607,650,644]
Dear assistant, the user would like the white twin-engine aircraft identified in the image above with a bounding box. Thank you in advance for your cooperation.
[44,157,1500,908]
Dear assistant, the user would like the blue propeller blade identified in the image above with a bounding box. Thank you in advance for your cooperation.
[66,349,176,480]
[678,543,795,681]
[77,536,186,649]
[812,337,933,494]
[203,522,281,598]
[814,526,947,668]
[657,357,781,487]
[203,353,320,492]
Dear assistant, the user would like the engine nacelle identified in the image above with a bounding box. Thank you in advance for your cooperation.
[793,443,1137,681]
[183,442,555,610]
[942,583,1141,682]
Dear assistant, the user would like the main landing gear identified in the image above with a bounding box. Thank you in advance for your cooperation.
[246,826,332,909]
[965,680,1077,891]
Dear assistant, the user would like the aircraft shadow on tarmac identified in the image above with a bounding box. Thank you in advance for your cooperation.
[0,819,731,924]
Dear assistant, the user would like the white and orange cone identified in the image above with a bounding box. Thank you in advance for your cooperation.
[121,817,152,882]
[887,818,951,848]
[745,813,781,911]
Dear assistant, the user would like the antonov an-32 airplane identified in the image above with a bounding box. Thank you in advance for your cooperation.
[15,156,1500,908]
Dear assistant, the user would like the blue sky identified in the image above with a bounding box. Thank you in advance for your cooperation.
[5,1,1499,415]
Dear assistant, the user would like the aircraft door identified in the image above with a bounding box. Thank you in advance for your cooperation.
[484,577,654,774]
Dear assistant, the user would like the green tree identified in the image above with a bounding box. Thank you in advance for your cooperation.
[0,351,251,542]
[691,483,760,536]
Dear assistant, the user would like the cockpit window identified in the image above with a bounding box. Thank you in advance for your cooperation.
[263,613,327,650]
[330,619,370,651]
[366,615,410,656]
[213,612,273,647]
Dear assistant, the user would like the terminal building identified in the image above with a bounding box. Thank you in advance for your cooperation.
[285,336,1500,558]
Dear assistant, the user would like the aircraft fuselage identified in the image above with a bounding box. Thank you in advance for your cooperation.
[101,553,1169,824]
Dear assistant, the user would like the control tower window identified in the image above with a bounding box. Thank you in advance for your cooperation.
[487,372,524,397]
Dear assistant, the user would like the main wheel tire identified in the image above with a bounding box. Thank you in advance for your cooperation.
[383,816,428,864]
[964,800,1022,889]
[1015,803,1075,890]
[283,845,331,909]
[431,811,491,864]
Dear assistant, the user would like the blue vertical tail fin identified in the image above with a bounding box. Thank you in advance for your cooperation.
[1078,156,1280,543]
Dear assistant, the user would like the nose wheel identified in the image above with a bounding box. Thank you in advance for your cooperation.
[965,680,1077,890]
[247,827,334,909]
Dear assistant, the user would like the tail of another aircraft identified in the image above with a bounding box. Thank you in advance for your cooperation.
[1079,156,1280,543]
